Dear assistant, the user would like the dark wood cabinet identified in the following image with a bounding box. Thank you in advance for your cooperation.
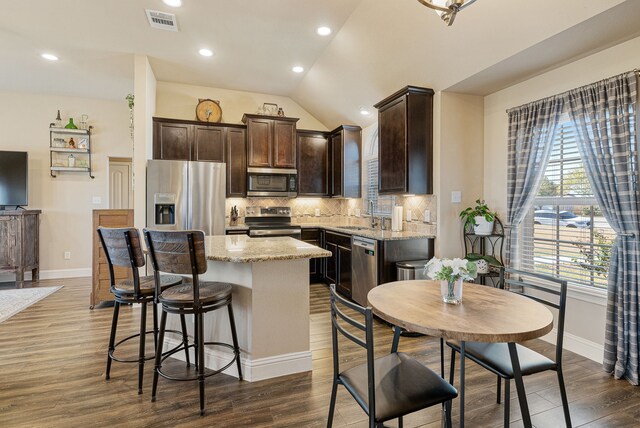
[153,120,191,160]
[226,127,247,197]
[243,114,299,169]
[297,130,330,197]
[330,125,362,198]
[193,125,225,162]
[374,86,434,195]
[152,118,246,197]
[0,210,40,287]
[323,231,352,298]
[301,228,322,280]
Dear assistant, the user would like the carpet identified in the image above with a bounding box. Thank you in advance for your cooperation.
[0,286,62,323]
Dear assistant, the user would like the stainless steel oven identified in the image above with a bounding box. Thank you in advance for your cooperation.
[245,206,301,239]
[247,167,297,197]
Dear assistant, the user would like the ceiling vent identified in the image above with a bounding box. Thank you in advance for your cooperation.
[145,9,179,32]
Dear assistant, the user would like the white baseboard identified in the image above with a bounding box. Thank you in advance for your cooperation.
[164,337,312,382]
[541,329,604,363]
[0,268,91,282]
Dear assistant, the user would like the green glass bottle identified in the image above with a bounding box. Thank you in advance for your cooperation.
[65,118,78,129]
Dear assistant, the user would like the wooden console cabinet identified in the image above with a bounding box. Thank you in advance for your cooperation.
[0,210,40,287]
[91,209,133,308]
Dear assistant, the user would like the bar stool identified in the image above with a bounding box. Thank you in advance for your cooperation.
[97,227,191,394]
[144,229,242,416]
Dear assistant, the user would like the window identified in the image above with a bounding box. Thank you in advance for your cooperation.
[363,129,394,215]
[520,118,616,289]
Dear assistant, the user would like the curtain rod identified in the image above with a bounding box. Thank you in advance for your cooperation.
[506,68,638,114]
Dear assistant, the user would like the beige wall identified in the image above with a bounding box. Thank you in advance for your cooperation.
[155,81,328,130]
[0,91,130,280]
[436,92,484,258]
[133,55,156,230]
[483,34,640,355]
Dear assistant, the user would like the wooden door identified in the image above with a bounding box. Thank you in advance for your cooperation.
[0,215,18,269]
[297,132,329,196]
[153,121,192,160]
[337,245,352,298]
[247,118,272,167]
[226,127,247,197]
[193,126,225,162]
[378,96,408,194]
[331,133,343,197]
[108,159,132,209]
[273,120,296,168]
[323,241,338,285]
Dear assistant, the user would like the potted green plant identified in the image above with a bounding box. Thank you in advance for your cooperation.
[459,199,496,235]
[464,253,503,274]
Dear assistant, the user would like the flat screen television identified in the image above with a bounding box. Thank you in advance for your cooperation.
[0,151,28,209]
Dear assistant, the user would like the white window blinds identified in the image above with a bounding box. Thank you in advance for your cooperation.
[519,120,616,289]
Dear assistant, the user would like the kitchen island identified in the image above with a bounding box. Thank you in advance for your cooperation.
[165,235,330,382]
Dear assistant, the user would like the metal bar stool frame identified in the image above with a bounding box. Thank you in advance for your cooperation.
[98,227,191,394]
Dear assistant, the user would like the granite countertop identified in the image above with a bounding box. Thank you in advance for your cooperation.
[224,221,435,241]
[300,223,436,241]
[205,235,331,263]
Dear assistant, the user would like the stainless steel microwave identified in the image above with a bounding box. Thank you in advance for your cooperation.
[247,167,297,197]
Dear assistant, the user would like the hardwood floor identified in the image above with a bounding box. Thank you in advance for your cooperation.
[0,278,637,427]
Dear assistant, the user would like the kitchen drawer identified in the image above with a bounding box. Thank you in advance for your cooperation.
[301,228,321,241]
[324,231,351,248]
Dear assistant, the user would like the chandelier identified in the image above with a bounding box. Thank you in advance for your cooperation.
[416,0,477,26]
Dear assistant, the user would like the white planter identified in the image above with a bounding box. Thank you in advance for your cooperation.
[473,216,494,235]
[474,259,489,274]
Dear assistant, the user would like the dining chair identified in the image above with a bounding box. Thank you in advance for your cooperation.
[144,229,242,416]
[447,267,571,427]
[97,227,190,394]
[327,284,457,428]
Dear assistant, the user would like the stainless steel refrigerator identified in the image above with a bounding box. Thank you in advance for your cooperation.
[146,160,226,235]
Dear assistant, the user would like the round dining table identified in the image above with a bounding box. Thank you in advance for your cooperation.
[368,280,554,428]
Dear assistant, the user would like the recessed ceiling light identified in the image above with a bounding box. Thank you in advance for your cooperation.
[292,66,304,73]
[163,0,182,7]
[359,107,371,116]
[41,53,59,61]
[199,48,213,57]
[316,26,332,36]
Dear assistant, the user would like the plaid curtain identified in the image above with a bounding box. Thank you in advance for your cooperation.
[566,71,640,385]
[506,97,565,267]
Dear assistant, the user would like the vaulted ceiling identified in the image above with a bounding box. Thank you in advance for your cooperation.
[1,0,640,129]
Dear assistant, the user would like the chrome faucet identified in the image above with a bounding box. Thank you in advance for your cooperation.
[369,200,378,229]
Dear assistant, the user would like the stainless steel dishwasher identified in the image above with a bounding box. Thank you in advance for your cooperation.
[351,236,378,306]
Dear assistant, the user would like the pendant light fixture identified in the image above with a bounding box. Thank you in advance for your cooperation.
[416,0,477,26]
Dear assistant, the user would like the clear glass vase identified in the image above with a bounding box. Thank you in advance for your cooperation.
[440,278,463,304]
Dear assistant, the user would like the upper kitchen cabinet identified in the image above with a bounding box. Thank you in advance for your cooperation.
[330,125,362,198]
[193,125,225,162]
[297,130,330,197]
[242,114,299,169]
[226,127,246,197]
[152,118,246,197]
[153,119,191,160]
[374,86,434,195]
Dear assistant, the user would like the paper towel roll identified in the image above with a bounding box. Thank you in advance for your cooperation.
[392,206,403,232]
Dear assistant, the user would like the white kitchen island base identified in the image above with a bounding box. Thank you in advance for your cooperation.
[163,236,329,382]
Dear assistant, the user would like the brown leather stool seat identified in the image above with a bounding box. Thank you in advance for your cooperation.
[158,281,232,308]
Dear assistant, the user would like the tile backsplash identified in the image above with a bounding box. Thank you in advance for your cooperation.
[225,195,437,234]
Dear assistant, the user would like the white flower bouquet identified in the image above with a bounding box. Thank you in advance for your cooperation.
[424,257,477,304]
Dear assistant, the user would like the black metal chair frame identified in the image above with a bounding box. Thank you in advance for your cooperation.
[447,267,572,428]
[327,284,456,428]
[97,227,190,395]
[144,229,242,416]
